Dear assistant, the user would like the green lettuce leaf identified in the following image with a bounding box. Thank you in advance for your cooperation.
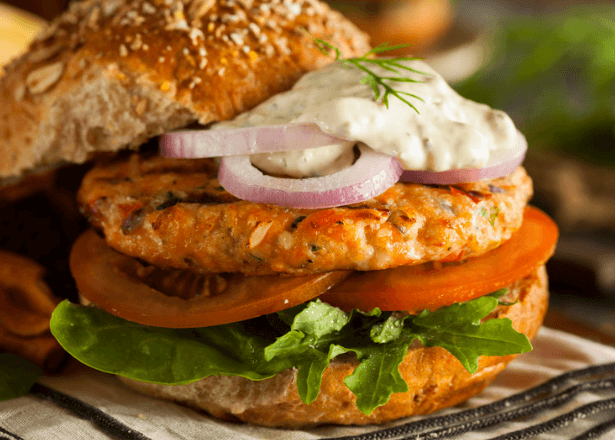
[0,353,42,401]
[51,289,532,415]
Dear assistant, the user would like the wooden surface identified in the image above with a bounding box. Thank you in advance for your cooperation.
[544,308,615,348]
[0,2,46,69]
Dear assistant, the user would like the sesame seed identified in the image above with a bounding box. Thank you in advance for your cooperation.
[286,3,302,17]
[242,45,250,53]
[189,77,202,89]
[189,27,204,45]
[159,56,166,62]
[199,58,207,69]
[119,44,128,57]
[130,34,143,50]
[223,14,240,23]
[264,44,275,57]
[142,2,156,14]
[230,32,244,45]
[199,47,207,57]
[183,48,190,55]
[218,67,226,76]
[248,22,260,36]
[143,44,150,51]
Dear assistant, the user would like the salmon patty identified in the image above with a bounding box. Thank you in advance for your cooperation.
[79,154,533,275]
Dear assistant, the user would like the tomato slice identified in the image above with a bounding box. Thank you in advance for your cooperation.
[70,230,350,328]
[319,206,558,313]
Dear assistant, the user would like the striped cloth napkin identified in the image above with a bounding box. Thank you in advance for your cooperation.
[1,327,615,440]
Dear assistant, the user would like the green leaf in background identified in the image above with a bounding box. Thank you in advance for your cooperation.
[0,353,42,401]
[454,5,615,167]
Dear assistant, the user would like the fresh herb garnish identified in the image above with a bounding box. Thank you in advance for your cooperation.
[312,37,427,112]
[51,291,530,415]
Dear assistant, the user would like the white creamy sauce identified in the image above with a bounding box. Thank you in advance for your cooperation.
[213,60,518,177]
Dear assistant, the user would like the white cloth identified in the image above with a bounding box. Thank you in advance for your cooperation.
[1,327,615,440]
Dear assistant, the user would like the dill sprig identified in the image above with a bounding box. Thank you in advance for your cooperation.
[313,39,427,113]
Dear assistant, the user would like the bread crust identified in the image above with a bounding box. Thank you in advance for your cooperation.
[119,264,548,427]
[0,0,370,186]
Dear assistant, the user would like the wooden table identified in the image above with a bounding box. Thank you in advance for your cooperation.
[545,308,615,348]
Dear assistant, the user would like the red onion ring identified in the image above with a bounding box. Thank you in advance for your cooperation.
[218,146,403,209]
[399,131,527,184]
[160,123,346,158]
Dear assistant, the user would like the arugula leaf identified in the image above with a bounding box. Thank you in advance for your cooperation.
[411,296,531,373]
[291,300,348,337]
[344,343,410,414]
[296,344,348,404]
[0,353,41,401]
[370,315,404,343]
[417,318,531,374]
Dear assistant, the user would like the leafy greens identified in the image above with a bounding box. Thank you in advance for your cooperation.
[454,5,615,167]
[51,292,530,415]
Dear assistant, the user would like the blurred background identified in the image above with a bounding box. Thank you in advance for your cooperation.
[1,0,614,343]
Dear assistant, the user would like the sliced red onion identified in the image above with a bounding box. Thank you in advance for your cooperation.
[399,131,528,184]
[160,123,347,158]
[218,146,403,209]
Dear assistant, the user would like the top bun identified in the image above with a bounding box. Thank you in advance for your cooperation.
[0,0,370,186]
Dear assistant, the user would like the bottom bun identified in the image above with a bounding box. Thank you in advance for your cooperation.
[120,265,548,428]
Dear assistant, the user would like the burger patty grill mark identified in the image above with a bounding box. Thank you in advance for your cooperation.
[78,155,533,275]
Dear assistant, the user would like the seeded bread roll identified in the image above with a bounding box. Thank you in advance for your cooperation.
[120,265,548,428]
[0,0,370,187]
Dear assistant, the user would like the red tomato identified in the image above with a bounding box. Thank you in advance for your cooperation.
[70,230,350,328]
[319,206,558,313]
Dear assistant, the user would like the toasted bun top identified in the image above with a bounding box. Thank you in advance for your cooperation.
[0,0,370,186]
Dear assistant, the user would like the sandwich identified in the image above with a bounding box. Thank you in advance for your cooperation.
[0,0,557,428]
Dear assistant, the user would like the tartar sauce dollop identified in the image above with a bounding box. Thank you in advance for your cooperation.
[213,59,518,178]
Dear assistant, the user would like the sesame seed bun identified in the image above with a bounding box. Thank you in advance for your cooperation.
[0,0,370,187]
